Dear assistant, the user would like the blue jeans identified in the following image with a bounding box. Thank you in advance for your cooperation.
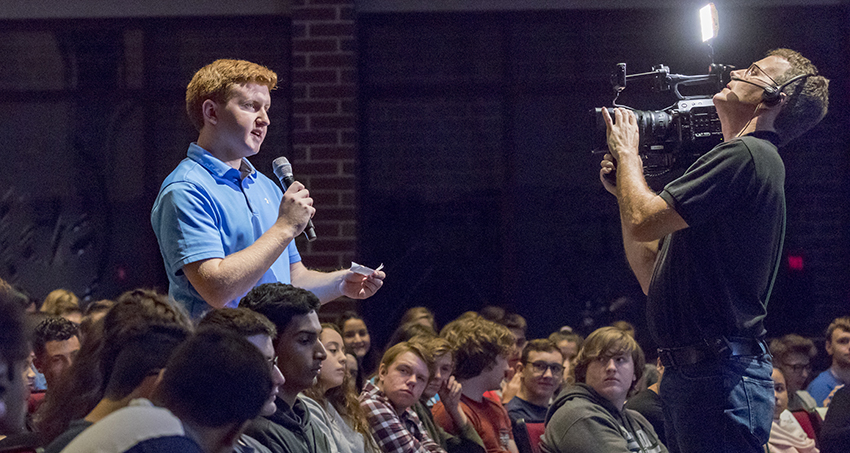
[660,354,774,453]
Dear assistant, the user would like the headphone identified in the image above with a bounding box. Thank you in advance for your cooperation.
[731,73,813,106]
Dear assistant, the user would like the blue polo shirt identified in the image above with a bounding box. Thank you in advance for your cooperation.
[151,143,301,318]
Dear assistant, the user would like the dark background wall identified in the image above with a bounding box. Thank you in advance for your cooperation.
[356,4,850,351]
[0,1,847,357]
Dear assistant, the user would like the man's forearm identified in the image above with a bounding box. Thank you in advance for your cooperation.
[290,264,347,303]
[185,222,297,308]
[620,215,659,295]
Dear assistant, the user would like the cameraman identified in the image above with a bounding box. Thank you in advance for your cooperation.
[599,48,828,453]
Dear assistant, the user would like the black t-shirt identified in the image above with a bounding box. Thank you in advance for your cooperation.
[649,131,784,347]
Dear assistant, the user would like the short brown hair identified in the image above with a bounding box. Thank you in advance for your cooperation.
[440,316,514,380]
[767,48,829,146]
[769,334,816,362]
[826,317,850,345]
[573,327,645,391]
[521,339,563,364]
[185,59,278,131]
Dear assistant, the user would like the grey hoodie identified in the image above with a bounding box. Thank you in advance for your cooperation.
[541,384,667,453]
[244,395,332,453]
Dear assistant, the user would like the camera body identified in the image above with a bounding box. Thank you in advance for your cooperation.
[593,98,723,175]
[592,63,731,177]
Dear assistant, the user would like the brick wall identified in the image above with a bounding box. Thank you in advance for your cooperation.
[290,0,358,272]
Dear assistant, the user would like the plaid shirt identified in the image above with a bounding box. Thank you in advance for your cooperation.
[359,381,446,453]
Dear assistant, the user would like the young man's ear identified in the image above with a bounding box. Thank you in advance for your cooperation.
[202,99,219,126]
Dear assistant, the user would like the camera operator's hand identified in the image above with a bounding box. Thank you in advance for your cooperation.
[600,153,618,196]
[602,107,640,162]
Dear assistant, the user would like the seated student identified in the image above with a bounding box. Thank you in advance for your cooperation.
[197,307,288,453]
[61,328,273,453]
[40,289,82,325]
[541,326,666,453]
[410,336,485,453]
[548,330,582,382]
[767,367,818,453]
[400,307,437,332]
[360,340,445,453]
[42,328,190,453]
[808,317,850,407]
[35,288,193,445]
[820,386,850,453]
[771,334,819,412]
[505,339,564,425]
[339,311,379,386]
[32,317,80,393]
[0,288,29,437]
[302,324,379,453]
[239,283,333,453]
[433,315,518,453]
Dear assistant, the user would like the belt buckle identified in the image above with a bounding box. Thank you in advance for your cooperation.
[705,337,731,357]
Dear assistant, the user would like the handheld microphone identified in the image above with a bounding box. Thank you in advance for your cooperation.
[272,157,317,242]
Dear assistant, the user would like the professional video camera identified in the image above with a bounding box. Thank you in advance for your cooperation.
[591,3,741,179]
[592,62,733,177]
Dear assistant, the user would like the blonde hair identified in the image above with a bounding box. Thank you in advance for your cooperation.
[185,59,277,131]
[40,288,79,315]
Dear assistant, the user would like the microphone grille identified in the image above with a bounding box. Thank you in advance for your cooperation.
[272,156,293,179]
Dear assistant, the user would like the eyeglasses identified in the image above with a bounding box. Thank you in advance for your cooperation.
[268,356,279,368]
[528,361,564,375]
[744,63,779,86]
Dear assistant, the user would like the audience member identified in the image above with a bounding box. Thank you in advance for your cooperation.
[359,341,444,453]
[43,326,190,453]
[433,316,518,453]
[32,317,80,391]
[410,336,485,453]
[541,326,665,453]
[771,334,819,412]
[479,306,506,324]
[39,289,83,325]
[624,358,672,451]
[78,299,114,343]
[239,283,332,453]
[61,328,272,453]
[768,367,819,453]
[820,386,850,453]
[339,311,379,382]
[808,317,850,406]
[35,288,192,444]
[400,307,437,331]
[610,321,636,338]
[386,322,438,353]
[0,288,29,436]
[197,307,288,453]
[548,330,583,381]
[302,324,378,453]
[505,340,564,425]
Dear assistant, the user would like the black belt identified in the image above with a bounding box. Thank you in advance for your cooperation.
[658,337,769,368]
